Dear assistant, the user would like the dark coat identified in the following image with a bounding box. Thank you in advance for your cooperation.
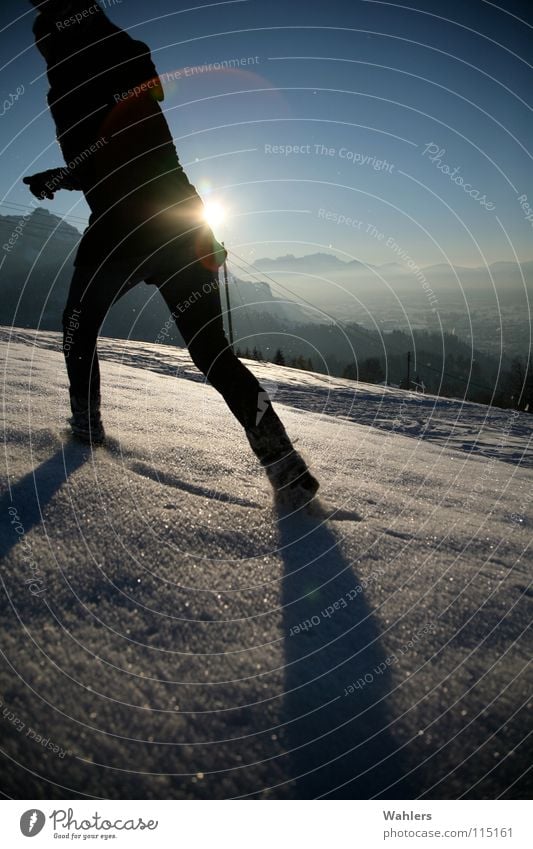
[33,2,226,270]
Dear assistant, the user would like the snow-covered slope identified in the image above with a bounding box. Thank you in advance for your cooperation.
[0,328,531,799]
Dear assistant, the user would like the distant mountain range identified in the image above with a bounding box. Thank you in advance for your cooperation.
[252,251,533,282]
[248,252,533,321]
[1,209,531,352]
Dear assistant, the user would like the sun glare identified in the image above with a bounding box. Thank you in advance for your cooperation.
[203,201,226,229]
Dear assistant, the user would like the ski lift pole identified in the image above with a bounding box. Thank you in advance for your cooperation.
[222,242,234,351]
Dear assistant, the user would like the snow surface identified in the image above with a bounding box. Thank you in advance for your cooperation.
[0,327,531,799]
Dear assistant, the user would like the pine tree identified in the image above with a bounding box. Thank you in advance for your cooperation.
[509,357,533,411]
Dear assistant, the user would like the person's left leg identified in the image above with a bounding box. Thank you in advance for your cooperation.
[156,264,280,426]
[154,261,319,497]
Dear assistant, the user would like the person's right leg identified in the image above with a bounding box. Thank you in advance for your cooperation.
[62,264,137,442]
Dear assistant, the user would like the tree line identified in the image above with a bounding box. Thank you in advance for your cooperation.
[234,321,532,413]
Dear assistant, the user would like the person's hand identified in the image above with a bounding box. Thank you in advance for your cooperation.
[23,173,55,200]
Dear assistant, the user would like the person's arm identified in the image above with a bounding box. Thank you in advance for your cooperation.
[23,167,81,200]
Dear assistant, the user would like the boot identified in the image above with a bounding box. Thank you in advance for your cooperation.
[245,407,319,501]
[69,394,106,445]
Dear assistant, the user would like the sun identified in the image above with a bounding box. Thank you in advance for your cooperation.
[203,200,226,230]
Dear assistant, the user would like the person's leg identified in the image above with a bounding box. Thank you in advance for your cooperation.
[155,262,319,496]
[62,264,136,440]
[155,263,276,427]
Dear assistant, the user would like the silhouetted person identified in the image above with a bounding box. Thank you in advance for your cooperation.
[24,0,318,501]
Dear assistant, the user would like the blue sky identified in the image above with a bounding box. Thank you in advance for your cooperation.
[1,0,532,267]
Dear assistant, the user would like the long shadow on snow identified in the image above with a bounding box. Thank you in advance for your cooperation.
[279,501,414,799]
[0,439,90,567]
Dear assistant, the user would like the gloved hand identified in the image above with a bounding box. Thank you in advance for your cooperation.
[23,172,56,200]
[23,168,79,199]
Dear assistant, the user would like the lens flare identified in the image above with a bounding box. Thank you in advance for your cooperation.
[203,201,226,229]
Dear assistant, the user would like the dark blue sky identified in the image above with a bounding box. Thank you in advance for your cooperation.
[1,0,532,266]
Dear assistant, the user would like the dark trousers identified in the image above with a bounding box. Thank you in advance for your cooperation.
[62,256,283,435]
